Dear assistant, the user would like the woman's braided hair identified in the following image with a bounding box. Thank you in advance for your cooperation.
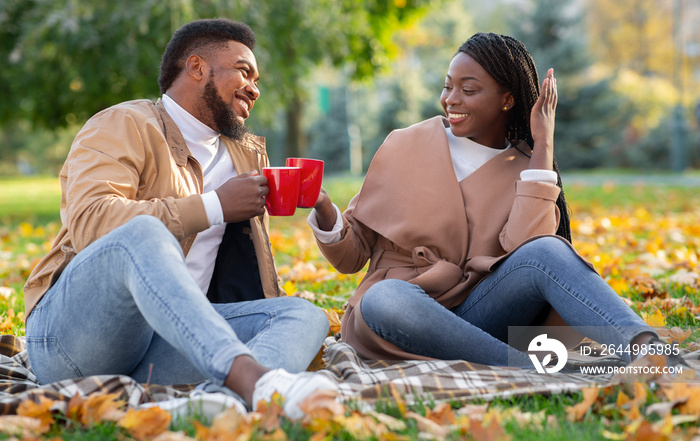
[458,33,571,242]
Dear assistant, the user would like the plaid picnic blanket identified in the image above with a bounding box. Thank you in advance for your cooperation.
[319,336,617,404]
[0,335,195,414]
[1,334,697,414]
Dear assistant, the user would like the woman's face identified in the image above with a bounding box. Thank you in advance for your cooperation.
[440,52,513,148]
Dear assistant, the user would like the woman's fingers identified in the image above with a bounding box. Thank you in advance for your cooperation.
[540,68,557,110]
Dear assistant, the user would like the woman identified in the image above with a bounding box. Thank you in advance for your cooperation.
[308,33,671,368]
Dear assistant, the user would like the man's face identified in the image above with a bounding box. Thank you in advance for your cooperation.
[198,41,260,140]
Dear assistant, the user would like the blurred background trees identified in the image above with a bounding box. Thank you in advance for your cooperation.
[1,0,698,175]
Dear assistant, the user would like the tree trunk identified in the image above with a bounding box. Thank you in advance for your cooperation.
[284,93,305,159]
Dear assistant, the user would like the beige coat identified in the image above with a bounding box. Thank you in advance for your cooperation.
[24,99,282,316]
[318,116,578,360]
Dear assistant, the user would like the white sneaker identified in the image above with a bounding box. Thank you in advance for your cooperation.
[251,369,338,419]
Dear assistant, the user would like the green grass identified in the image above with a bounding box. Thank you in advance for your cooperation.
[565,183,699,212]
[0,175,61,224]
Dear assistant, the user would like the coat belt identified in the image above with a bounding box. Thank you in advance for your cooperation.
[376,246,465,297]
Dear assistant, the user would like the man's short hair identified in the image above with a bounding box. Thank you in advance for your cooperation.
[158,18,256,94]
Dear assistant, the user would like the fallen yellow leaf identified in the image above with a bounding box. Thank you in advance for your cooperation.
[566,387,600,422]
[16,396,55,433]
[0,415,47,438]
[119,406,171,441]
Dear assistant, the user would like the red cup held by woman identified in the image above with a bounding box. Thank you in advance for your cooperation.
[262,167,301,216]
[285,158,324,208]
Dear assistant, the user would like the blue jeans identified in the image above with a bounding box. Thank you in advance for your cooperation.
[361,237,652,366]
[26,215,329,386]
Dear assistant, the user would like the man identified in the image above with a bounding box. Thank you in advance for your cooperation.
[23,18,335,419]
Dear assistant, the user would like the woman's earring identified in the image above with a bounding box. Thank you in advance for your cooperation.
[503,106,508,111]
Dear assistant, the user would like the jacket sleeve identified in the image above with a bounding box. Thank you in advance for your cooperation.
[63,107,208,252]
[499,180,562,251]
[316,195,378,274]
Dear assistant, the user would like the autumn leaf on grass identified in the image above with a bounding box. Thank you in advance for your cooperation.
[118,406,171,441]
[298,387,344,420]
[388,383,407,417]
[641,310,667,327]
[656,327,692,344]
[616,383,647,420]
[407,411,450,440]
[0,287,14,299]
[631,277,666,299]
[457,416,512,441]
[0,415,49,438]
[282,280,296,296]
[16,396,55,433]
[67,392,126,426]
[625,418,673,441]
[660,384,700,416]
[365,410,407,432]
[151,431,197,441]
[496,407,549,428]
[666,270,699,287]
[338,413,389,440]
[306,347,326,372]
[454,403,489,420]
[424,402,456,426]
[323,308,342,336]
[194,405,253,441]
[255,392,286,432]
[608,278,629,296]
[565,386,601,422]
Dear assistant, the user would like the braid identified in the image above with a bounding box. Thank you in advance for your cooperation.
[458,33,572,243]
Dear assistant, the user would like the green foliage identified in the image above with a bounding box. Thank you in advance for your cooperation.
[1,0,174,127]
[507,0,633,171]
[0,0,438,163]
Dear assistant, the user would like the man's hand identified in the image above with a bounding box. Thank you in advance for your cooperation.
[215,171,269,223]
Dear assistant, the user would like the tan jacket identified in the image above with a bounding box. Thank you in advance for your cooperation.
[318,116,586,360]
[24,99,282,316]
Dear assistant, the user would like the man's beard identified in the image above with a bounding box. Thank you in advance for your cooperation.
[203,76,249,141]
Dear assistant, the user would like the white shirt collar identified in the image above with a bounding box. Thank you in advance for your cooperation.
[161,94,219,150]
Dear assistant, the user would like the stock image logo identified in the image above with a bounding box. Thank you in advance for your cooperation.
[528,334,568,373]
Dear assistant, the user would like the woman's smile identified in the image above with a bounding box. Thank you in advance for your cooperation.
[447,112,470,124]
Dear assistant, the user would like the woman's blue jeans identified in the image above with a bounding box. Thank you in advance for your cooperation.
[26,215,329,386]
[361,237,651,366]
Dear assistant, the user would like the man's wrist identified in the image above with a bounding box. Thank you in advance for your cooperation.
[202,191,224,226]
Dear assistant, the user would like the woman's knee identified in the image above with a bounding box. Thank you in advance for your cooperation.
[517,236,579,265]
[362,280,412,313]
[360,280,424,329]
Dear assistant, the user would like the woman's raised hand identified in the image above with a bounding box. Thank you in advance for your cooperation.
[529,68,557,170]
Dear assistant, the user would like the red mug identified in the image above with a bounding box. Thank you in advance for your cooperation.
[262,167,301,216]
[285,158,324,208]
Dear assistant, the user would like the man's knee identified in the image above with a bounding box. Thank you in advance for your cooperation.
[111,215,178,251]
[282,296,329,337]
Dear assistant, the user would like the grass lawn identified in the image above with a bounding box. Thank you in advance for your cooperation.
[0,172,699,440]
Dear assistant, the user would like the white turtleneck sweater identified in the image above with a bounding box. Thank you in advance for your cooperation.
[161,94,235,294]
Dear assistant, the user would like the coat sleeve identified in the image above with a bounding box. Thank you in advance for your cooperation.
[499,180,562,251]
[316,194,378,274]
[63,107,208,252]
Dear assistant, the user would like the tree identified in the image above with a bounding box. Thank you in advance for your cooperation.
[0,0,438,159]
[506,0,632,170]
